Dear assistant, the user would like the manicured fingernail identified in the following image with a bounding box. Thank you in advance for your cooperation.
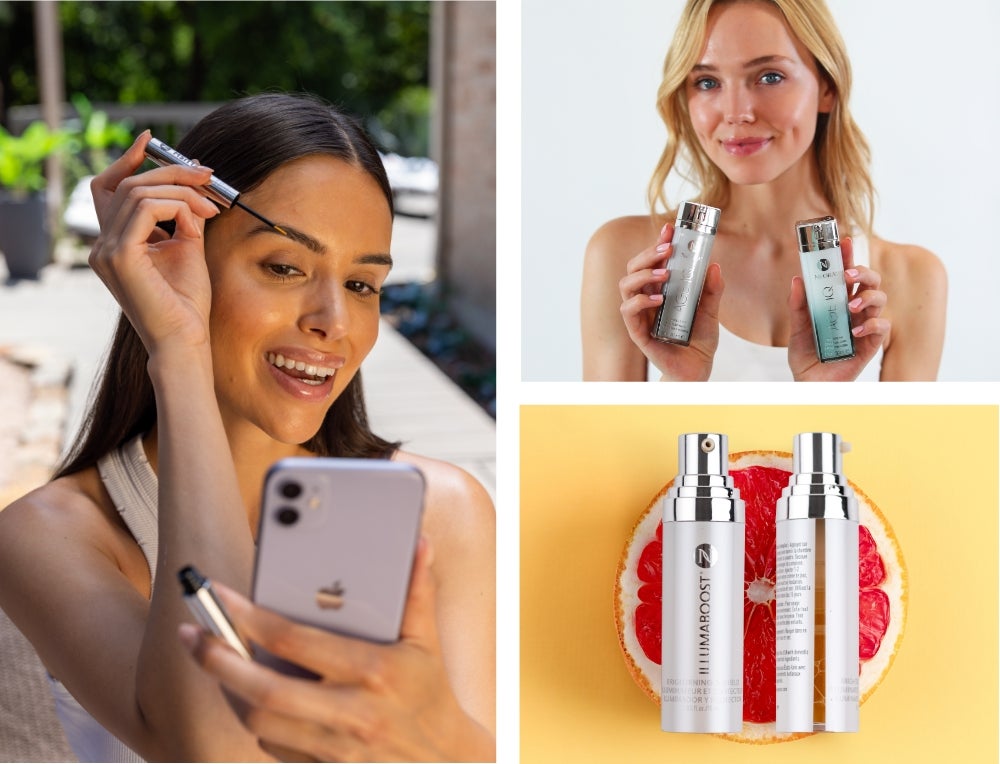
[660,223,668,239]
[849,298,862,310]
[652,268,667,276]
[178,623,201,651]
[655,243,670,254]
[845,269,859,278]
[851,326,864,336]
[649,294,664,303]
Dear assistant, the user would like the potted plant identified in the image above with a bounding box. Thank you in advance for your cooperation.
[0,120,72,280]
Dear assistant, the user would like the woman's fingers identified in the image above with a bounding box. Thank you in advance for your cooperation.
[179,623,371,748]
[625,242,672,279]
[90,131,152,228]
[212,582,375,684]
[618,266,667,302]
[850,316,891,339]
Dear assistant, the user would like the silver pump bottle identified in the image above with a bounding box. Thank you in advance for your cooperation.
[661,433,744,733]
[775,432,859,732]
[652,202,721,346]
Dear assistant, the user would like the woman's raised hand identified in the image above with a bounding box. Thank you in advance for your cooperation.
[179,538,495,763]
[788,236,890,381]
[619,223,724,381]
[88,130,221,355]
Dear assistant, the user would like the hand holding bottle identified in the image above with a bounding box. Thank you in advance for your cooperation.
[788,236,890,381]
[619,222,725,381]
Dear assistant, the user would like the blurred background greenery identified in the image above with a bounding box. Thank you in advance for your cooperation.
[0,0,495,415]
[0,0,431,157]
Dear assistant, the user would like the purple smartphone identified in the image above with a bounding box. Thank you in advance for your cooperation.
[252,458,425,662]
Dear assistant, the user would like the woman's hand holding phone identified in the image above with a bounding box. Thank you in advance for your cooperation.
[179,538,496,763]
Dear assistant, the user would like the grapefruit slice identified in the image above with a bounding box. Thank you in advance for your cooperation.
[614,450,907,743]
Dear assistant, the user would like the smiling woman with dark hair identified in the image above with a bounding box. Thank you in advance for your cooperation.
[0,93,495,762]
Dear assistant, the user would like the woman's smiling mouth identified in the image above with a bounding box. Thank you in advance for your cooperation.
[721,137,772,156]
[265,351,343,398]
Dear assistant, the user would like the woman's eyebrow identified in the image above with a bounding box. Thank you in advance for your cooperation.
[246,222,326,253]
[692,55,794,73]
[359,253,394,267]
[246,223,393,267]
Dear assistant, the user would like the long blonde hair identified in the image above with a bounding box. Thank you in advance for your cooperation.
[648,0,875,234]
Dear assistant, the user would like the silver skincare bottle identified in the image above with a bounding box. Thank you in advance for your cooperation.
[661,433,744,733]
[775,432,859,733]
[794,216,856,362]
[652,202,722,346]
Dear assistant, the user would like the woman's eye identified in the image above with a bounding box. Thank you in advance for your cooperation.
[265,263,304,280]
[759,71,785,85]
[347,280,381,298]
[693,77,719,91]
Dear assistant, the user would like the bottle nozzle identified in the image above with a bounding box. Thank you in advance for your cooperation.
[793,432,843,475]
[678,433,728,477]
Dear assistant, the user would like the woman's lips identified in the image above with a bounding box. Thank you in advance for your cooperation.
[721,137,772,157]
[264,351,343,402]
[266,361,336,401]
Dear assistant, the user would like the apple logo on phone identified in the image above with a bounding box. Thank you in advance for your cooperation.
[316,581,346,610]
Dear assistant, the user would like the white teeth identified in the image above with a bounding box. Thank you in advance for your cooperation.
[266,353,336,380]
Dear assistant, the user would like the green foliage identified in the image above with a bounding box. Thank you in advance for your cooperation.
[65,93,133,182]
[0,1,431,155]
[375,86,432,157]
[0,120,73,196]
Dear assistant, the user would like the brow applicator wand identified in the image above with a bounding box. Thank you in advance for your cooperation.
[143,136,288,236]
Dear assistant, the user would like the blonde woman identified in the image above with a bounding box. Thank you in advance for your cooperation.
[582,0,946,381]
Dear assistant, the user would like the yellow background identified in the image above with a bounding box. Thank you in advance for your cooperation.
[520,406,998,762]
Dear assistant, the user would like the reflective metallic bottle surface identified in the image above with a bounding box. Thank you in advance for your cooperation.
[652,202,721,346]
[775,432,859,732]
[795,216,856,363]
[661,433,744,733]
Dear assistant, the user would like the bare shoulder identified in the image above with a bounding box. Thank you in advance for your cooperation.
[869,235,947,292]
[0,474,105,553]
[586,214,662,269]
[0,471,148,598]
[391,450,494,547]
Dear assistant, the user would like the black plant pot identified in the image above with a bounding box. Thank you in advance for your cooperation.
[0,190,50,280]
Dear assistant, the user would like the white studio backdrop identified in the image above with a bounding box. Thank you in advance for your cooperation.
[521,0,1000,381]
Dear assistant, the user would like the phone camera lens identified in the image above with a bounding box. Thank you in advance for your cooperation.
[276,507,299,526]
[279,481,302,499]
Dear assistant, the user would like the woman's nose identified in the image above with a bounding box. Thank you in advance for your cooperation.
[298,286,349,341]
[723,85,755,125]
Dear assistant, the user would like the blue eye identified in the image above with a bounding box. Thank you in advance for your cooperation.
[693,77,719,91]
[760,71,784,85]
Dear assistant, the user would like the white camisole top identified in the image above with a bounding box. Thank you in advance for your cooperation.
[648,234,883,381]
[47,435,156,762]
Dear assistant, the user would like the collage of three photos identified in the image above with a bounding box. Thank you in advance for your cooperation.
[0,1,997,762]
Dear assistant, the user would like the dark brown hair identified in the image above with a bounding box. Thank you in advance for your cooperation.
[56,93,399,477]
